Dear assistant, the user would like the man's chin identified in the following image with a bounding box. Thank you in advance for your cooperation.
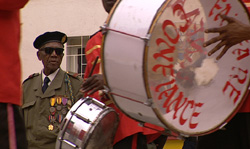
[47,66,59,73]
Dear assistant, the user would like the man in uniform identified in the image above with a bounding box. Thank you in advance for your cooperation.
[22,31,83,148]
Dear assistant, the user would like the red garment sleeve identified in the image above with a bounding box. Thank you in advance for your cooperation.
[84,31,103,100]
[0,0,29,10]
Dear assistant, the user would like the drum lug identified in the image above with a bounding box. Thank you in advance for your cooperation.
[58,138,78,148]
[90,97,106,108]
[219,122,227,130]
[180,133,190,138]
[138,122,144,127]
[72,111,91,124]
[100,24,108,35]
[103,85,110,94]
[141,34,151,45]
[144,98,153,106]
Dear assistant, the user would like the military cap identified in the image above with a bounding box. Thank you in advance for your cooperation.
[33,31,67,49]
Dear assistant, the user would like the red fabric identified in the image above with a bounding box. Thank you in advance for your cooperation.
[243,1,250,12]
[84,31,102,99]
[132,133,138,149]
[84,31,102,79]
[106,102,163,144]
[0,0,28,10]
[0,0,28,106]
[84,31,164,145]
[243,0,250,3]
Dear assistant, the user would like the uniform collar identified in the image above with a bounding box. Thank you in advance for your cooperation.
[42,68,60,85]
[37,69,66,98]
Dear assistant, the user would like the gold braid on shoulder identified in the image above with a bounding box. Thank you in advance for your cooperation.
[65,74,75,105]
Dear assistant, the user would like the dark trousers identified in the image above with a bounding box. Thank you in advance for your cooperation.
[113,133,167,149]
[182,137,197,149]
[197,113,250,149]
[113,133,148,149]
[0,103,27,149]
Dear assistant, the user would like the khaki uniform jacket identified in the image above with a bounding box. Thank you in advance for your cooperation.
[22,69,83,149]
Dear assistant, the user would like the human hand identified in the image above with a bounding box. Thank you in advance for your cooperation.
[204,15,250,60]
[81,74,105,95]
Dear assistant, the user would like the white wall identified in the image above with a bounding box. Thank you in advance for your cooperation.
[20,0,107,81]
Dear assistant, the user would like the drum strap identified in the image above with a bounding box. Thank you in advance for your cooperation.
[104,100,113,106]
[65,74,75,105]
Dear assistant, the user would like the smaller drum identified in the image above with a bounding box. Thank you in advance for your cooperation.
[56,97,119,149]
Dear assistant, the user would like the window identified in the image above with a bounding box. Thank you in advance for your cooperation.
[66,36,90,78]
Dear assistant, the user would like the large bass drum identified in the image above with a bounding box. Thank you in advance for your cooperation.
[101,0,250,136]
[56,97,119,149]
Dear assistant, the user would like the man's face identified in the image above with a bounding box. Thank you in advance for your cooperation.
[37,42,64,75]
[102,0,117,13]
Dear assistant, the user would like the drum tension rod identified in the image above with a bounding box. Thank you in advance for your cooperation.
[139,122,191,139]
[100,24,151,43]
[138,122,171,136]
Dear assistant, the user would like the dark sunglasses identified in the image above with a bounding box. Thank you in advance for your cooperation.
[40,47,64,55]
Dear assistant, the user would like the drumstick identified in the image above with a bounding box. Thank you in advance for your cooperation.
[88,56,99,77]
[83,56,99,97]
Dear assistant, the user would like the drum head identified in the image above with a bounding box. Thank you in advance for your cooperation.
[84,110,118,149]
[146,0,250,135]
[102,0,250,136]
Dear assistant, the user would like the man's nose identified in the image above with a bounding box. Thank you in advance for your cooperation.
[51,50,57,56]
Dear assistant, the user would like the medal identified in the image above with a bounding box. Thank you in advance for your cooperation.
[62,97,68,106]
[57,114,63,123]
[67,99,72,107]
[56,97,62,105]
[56,105,62,111]
[61,108,68,115]
[49,107,56,115]
[48,124,54,131]
[48,115,56,122]
[50,98,56,106]
[48,115,51,121]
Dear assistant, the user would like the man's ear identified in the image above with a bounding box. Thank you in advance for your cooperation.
[37,51,42,61]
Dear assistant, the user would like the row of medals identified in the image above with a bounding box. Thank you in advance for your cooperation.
[48,96,72,131]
